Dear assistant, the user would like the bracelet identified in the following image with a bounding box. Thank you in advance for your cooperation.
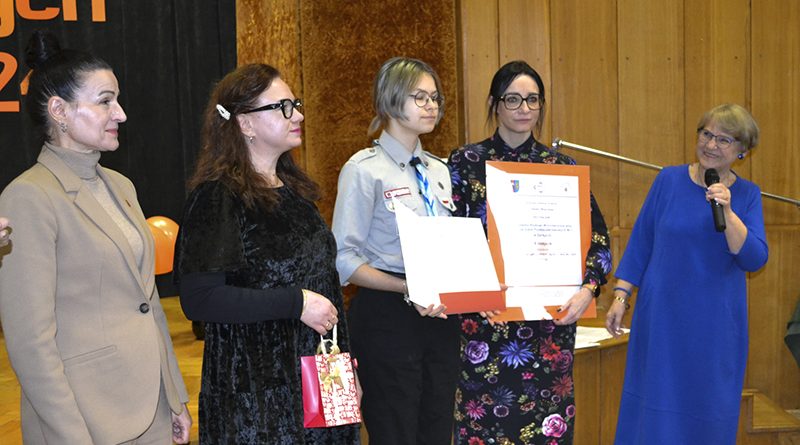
[401,281,412,306]
[581,281,598,295]
[613,294,631,310]
[613,286,632,298]
[301,289,308,316]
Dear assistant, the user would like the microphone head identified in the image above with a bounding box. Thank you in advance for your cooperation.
[704,168,720,187]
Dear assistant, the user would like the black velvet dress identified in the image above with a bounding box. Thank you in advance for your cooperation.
[174,181,360,444]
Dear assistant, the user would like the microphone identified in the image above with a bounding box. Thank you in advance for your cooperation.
[704,168,726,232]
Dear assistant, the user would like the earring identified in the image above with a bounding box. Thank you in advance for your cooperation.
[58,122,67,133]
[737,153,745,160]
[248,135,254,143]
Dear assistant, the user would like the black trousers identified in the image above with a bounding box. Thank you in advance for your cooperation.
[348,285,460,445]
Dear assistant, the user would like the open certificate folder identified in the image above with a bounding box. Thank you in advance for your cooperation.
[393,200,504,314]
[485,161,595,322]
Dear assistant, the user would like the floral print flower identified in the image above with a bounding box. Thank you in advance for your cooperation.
[465,399,487,420]
[566,404,576,418]
[498,340,535,368]
[542,413,568,438]
[517,326,533,339]
[490,386,515,406]
[464,340,490,364]
[493,405,510,418]
[462,318,479,335]
[554,350,573,373]
[540,336,561,361]
[468,437,485,445]
[551,375,573,398]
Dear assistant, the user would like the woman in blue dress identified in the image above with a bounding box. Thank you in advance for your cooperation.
[606,103,769,444]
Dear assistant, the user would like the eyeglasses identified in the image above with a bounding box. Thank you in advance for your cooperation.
[500,93,543,111]
[697,128,737,148]
[408,91,444,108]
[242,98,303,119]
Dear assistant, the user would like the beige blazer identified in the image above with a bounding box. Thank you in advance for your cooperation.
[0,147,189,445]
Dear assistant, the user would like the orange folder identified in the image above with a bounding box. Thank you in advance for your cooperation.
[485,161,596,322]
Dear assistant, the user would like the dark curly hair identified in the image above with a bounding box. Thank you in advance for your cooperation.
[189,63,319,210]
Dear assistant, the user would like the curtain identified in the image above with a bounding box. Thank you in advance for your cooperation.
[0,0,237,220]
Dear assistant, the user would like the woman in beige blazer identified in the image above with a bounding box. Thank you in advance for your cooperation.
[0,31,191,444]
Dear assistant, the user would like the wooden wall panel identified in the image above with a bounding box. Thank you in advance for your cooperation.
[459,0,499,144]
[236,0,304,167]
[617,0,684,228]
[498,0,552,142]
[550,0,620,229]
[751,0,800,225]
[683,0,750,176]
[299,0,460,221]
[748,227,800,409]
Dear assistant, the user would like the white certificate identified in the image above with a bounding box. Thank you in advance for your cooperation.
[394,200,502,312]
[486,164,584,286]
[485,161,594,321]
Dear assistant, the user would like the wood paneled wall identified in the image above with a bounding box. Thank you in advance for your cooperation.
[460,0,800,417]
[235,0,800,428]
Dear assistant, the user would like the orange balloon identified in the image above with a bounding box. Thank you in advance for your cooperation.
[147,216,178,275]
[146,216,179,243]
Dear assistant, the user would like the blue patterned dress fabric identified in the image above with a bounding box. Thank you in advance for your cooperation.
[447,131,612,445]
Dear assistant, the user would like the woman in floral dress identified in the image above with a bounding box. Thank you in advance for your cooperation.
[447,60,612,445]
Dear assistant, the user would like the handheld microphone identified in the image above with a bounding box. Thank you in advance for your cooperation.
[704,168,726,232]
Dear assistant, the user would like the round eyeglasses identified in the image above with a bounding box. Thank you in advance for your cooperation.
[697,128,737,149]
[408,91,444,108]
[500,93,543,111]
[243,98,303,119]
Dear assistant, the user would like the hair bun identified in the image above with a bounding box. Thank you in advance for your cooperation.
[24,30,62,71]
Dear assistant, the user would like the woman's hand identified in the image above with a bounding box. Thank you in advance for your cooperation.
[479,310,506,326]
[605,299,627,338]
[554,286,593,325]
[171,403,192,444]
[706,182,732,209]
[414,302,448,319]
[0,217,10,248]
[300,290,339,335]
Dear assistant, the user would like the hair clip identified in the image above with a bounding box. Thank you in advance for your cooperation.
[216,104,231,121]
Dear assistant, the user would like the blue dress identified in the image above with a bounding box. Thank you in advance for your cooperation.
[614,165,768,444]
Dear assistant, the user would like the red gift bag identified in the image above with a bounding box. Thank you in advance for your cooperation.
[301,325,362,428]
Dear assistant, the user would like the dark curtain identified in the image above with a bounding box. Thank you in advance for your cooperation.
[0,0,237,221]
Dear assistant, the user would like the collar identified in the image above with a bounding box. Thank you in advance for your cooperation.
[489,129,538,156]
[44,142,101,180]
[376,131,424,170]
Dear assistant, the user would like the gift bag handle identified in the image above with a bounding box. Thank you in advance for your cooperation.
[317,324,340,355]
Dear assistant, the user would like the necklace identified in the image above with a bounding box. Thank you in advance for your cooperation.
[691,163,735,188]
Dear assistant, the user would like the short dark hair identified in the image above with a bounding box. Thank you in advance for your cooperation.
[24,30,112,144]
[486,60,546,137]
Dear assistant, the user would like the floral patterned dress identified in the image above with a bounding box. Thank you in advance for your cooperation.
[447,131,612,445]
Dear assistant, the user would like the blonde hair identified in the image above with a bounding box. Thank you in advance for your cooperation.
[697,104,760,150]
[368,57,444,135]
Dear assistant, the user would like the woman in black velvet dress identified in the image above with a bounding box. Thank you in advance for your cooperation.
[174,64,360,444]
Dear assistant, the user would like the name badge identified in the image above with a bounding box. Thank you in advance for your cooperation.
[383,187,412,199]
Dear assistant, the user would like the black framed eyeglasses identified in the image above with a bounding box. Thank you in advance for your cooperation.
[408,91,444,108]
[242,98,303,119]
[500,93,543,111]
[697,128,737,148]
